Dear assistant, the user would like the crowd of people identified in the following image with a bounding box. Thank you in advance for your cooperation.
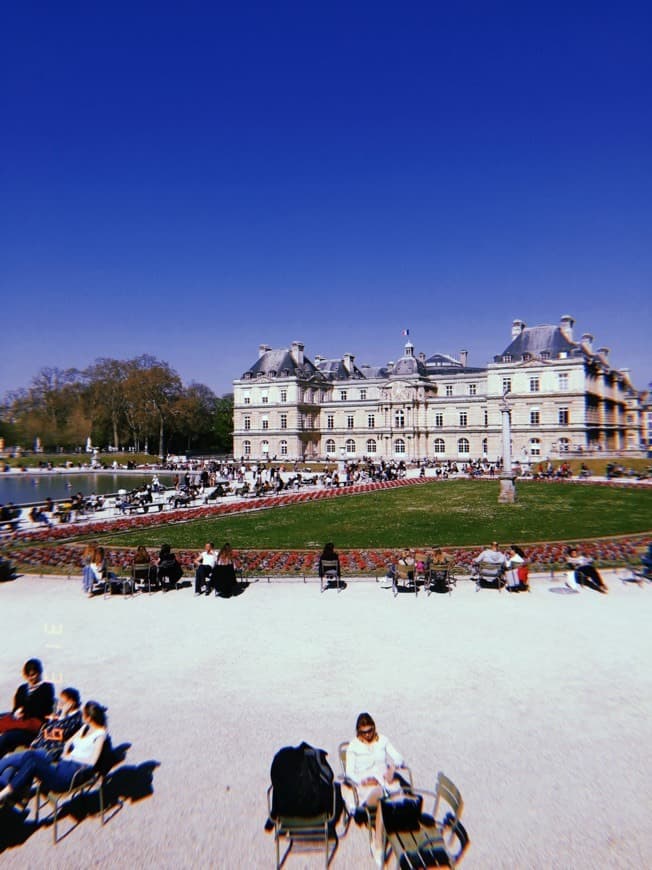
[0,658,108,809]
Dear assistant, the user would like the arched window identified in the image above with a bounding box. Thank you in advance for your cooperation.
[366,438,377,454]
[559,437,570,453]
[457,438,470,455]
[325,439,336,454]
[394,438,406,454]
[394,410,405,428]
[345,439,356,454]
[280,440,288,456]
[261,440,269,455]
[243,440,251,456]
[433,438,445,454]
[530,437,541,456]
[482,437,488,456]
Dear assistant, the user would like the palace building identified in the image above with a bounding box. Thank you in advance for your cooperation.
[232,316,646,462]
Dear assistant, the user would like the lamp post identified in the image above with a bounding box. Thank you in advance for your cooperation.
[498,390,517,503]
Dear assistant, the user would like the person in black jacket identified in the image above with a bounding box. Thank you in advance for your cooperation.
[0,659,55,755]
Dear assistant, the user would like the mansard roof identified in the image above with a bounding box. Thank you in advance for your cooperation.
[315,359,365,380]
[242,348,323,380]
[495,325,578,362]
[425,352,463,367]
[390,354,428,377]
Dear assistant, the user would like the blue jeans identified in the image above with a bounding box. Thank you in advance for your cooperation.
[0,749,84,794]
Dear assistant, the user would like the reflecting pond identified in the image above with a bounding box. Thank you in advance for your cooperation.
[0,472,177,505]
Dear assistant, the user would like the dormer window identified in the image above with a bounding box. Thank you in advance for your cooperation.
[503,354,512,363]
[541,351,550,360]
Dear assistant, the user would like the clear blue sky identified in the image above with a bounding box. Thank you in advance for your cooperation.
[2,1,650,396]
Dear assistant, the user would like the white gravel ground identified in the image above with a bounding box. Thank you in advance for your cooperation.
[0,570,650,869]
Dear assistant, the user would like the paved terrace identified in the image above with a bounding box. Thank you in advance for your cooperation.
[1,571,651,869]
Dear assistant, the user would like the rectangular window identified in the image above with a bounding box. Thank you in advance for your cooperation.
[368,415,375,429]
[529,377,540,393]
[435,413,443,428]
[327,415,334,430]
[261,419,269,430]
[445,385,453,397]
[243,416,251,431]
[360,389,367,400]
[502,378,512,394]
[530,410,540,425]
[558,373,569,391]
[558,407,569,426]
[280,414,287,430]
[469,383,476,396]
[340,390,348,401]
[280,390,287,403]
[261,394,269,404]
[483,409,488,427]
[459,412,468,428]
[243,395,251,405]
[347,415,354,429]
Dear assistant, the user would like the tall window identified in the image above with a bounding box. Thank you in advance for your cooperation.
[243,395,251,405]
[482,437,488,455]
[280,390,287,403]
[394,438,406,454]
[459,412,468,427]
[340,390,348,401]
[244,416,251,431]
[434,438,445,454]
[243,440,251,456]
[368,415,375,428]
[360,389,367,400]
[502,378,512,394]
[445,385,453,397]
[558,407,569,426]
[327,414,334,430]
[261,394,269,404]
[558,373,569,391]
[469,383,477,396]
[530,438,541,456]
[345,438,356,454]
[394,410,405,428]
[280,440,288,456]
[483,409,488,427]
[457,438,470,454]
[366,438,377,454]
[280,414,287,430]
[434,413,443,428]
[262,418,269,430]
[530,409,540,426]
[529,377,540,393]
[559,437,570,452]
[347,415,354,429]
[325,438,336,454]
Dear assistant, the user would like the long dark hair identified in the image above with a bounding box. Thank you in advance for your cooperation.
[84,700,108,727]
[23,658,43,679]
[322,542,337,559]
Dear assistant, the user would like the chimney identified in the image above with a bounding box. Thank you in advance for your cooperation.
[459,349,468,367]
[511,319,526,339]
[597,346,610,361]
[581,333,594,351]
[258,344,271,358]
[560,315,575,341]
[343,353,355,374]
[290,341,304,366]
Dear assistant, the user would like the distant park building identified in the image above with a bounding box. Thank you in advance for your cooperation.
[232,315,646,462]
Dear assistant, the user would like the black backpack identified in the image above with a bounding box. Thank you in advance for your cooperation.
[269,742,338,819]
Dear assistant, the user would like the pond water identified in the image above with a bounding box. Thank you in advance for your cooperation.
[0,472,177,506]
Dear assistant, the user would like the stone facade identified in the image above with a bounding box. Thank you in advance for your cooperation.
[232,317,646,461]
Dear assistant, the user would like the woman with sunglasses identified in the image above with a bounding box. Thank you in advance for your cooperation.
[345,712,405,866]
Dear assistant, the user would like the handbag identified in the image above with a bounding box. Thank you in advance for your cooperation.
[380,793,423,833]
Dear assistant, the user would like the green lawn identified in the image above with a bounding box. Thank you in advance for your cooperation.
[99,481,652,549]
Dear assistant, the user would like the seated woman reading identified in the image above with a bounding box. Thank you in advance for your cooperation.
[0,659,55,757]
[345,712,406,867]
[0,700,107,807]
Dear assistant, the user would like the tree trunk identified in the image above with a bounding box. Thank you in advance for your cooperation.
[159,415,165,458]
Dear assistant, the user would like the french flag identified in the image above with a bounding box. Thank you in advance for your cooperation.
[401,328,410,336]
